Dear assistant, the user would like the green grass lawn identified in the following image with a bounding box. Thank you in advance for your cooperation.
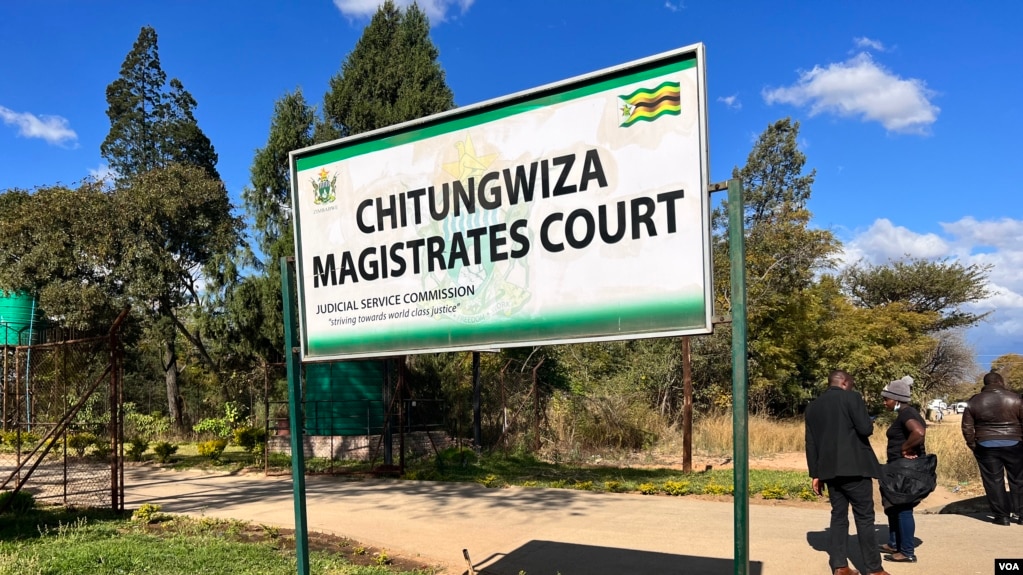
[401,448,817,501]
[150,442,817,502]
[0,506,436,575]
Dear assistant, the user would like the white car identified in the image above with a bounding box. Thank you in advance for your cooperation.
[954,402,968,414]
[929,399,947,412]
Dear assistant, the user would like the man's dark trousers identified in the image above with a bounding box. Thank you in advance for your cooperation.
[975,442,1023,519]
[825,476,882,573]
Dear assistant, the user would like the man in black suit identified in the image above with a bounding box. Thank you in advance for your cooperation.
[805,370,889,575]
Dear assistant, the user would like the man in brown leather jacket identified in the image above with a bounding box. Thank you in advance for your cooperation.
[962,370,1023,525]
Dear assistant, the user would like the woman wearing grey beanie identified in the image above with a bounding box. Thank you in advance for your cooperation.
[879,375,927,563]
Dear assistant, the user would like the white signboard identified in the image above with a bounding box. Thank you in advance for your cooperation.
[290,44,711,360]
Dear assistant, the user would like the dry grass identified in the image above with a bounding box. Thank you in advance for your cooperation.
[541,402,984,490]
[687,413,980,487]
[691,413,805,458]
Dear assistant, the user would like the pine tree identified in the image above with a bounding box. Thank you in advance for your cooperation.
[322,0,454,137]
[101,26,218,180]
[101,26,167,176]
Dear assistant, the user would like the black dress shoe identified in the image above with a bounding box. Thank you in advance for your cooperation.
[994,516,1011,526]
[884,553,918,563]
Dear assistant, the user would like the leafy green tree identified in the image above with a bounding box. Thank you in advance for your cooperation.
[101,26,238,430]
[833,257,991,401]
[840,257,991,332]
[112,165,242,429]
[816,294,938,405]
[321,0,454,137]
[704,118,840,413]
[991,353,1023,390]
[0,183,123,329]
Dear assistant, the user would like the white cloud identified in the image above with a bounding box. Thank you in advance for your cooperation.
[940,217,1023,250]
[664,1,684,12]
[843,218,949,263]
[0,105,77,146]
[332,0,474,24]
[763,52,939,134]
[853,37,887,52]
[983,284,1023,310]
[717,94,741,110]
[842,216,1023,359]
[88,163,117,183]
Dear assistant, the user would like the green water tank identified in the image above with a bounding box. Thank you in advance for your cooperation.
[304,360,386,435]
[0,292,39,346]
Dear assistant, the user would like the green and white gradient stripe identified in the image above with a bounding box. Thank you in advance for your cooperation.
[295,55,697,172]
[307,295,706,356]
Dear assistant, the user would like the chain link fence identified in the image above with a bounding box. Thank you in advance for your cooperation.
[1,314,125,512]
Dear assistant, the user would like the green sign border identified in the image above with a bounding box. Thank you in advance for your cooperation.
[290,44,710,360]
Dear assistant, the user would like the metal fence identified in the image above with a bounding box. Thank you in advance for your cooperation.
[0,311,126,512]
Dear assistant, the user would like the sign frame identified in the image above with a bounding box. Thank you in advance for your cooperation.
[289,43,711,361]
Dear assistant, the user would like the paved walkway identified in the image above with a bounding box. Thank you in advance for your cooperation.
[124,467,1019,575]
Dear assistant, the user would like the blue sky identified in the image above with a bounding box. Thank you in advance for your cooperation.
[1,1,1020,370]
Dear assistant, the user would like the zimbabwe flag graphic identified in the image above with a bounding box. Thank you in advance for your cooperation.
[619,81,681,127]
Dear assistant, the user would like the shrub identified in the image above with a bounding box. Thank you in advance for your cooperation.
[760,485,787,500]
[638,482,659,495]
[123,406,170,442]
[434,447,478,472]
[193,401,245,439]
[797,487,818,501]
[479,474,503,488]
[703,482,733,495]
[663,480,691,496]
[67,433,98,457]
[569,394,659,451]
[572,480,594,491]
[0,489,35,513]
[152,441,178,463]
[197,439,229,461]
[92,440,112,461]
[124,407,170,437]
[604,480,627,493]
[1,430,40,448]
[131,503,162,523]
[126,437,149,462]
[193,417,233,439]
[233,426,267,454]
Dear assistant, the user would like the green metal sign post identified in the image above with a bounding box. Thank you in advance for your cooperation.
[728,179,749,575]
[282,257,311,575]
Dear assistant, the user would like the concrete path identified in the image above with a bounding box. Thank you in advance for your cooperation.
[124,467,1020,575]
